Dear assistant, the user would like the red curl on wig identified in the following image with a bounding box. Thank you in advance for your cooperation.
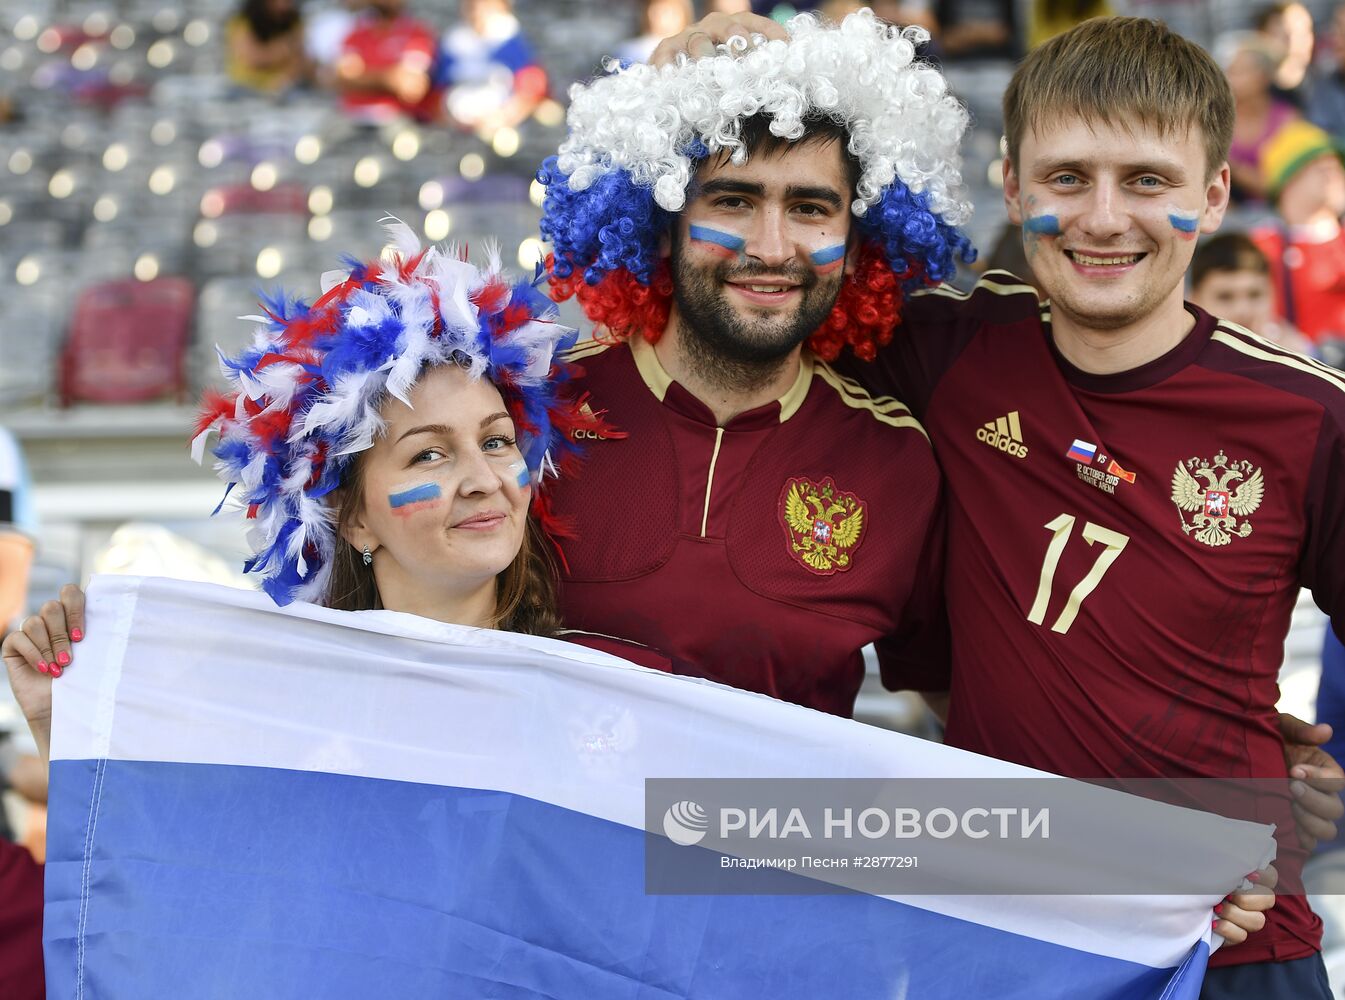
[548,255,674,345]
[547,244,925,361]
[810,243,922,362]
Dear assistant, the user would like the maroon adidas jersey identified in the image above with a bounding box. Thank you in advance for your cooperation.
[849,271,1345,966]
[549,336,947,718]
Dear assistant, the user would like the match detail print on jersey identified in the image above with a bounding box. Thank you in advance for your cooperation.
[976,410,1029,459]
[778,476,867,576]
[1170,451,1265,547]
[1066,438,1138,495]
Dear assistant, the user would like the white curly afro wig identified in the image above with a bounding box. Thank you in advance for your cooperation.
[554,8,972,224]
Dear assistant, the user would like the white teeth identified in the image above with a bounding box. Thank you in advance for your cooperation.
[1072,252,1140,266]
[745,284,788,293]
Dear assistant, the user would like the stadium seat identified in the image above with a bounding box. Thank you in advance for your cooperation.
[0,285,67,405]
[58,275,196,405]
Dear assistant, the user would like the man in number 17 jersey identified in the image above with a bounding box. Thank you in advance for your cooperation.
[843,17,1344,999]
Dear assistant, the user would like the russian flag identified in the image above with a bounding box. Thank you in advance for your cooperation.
[1067,439,1097,463]
[45,577,1273,999]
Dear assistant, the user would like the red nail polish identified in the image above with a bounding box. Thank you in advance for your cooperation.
[70,628,83,642]
[1212,918,1220,929]
[1247,871,1261,884]
[56,651,70,667]
[50,665,62,679]
[36,662,48,674]
[1214,903,1224,915]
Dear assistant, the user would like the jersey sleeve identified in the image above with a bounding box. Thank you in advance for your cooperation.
[873,487,951,693]
[1303,408,1345,643]
[835,273,1038,421]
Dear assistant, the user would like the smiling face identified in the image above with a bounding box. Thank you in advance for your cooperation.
[666,137,854,366]
[339,364,531,614]
[1005,115,1230,336]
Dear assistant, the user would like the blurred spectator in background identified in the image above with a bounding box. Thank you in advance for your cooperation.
[1219,30,1300,202]
[1317,632,1345,822]
[617,0,694,65]
[334,0,438,123]
[933,0,1017,61]
[1308,2,1345,138]
[1025,0,1112,50]
[305,0,360,89]
[226,0,311,96]
[1189,233,1312,351]
[0,430,34,639]
[1252,120,1345,344]
[436,0,546,134]
[1257,1,1316,109]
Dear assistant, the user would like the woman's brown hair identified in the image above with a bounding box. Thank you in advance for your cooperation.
[324,442,563,637]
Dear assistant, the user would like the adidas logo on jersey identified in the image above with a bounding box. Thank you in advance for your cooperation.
[570,401,617,441]
[976,411,1029,459]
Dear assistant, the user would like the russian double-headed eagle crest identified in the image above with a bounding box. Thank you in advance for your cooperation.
[1170,451,1265,547]
[779,476,866,575]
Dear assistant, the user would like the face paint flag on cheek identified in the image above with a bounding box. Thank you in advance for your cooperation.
[507,459,531,490]
[1168,210,1199,240]
[1024,214,1061,237]
[809,243,846,274]
[388,482,443,516]
[689,224,747,260]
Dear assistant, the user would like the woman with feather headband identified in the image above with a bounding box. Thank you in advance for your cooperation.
[3,222,653,765]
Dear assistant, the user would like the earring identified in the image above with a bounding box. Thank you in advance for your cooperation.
[362,545,373,567]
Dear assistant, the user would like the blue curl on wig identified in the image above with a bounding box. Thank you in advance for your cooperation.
[538,156,668,286]
[855,178,976,287]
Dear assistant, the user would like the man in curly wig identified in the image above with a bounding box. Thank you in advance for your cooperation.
[535,10,965,718]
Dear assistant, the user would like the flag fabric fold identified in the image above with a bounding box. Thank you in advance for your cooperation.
[45,576,1273,999]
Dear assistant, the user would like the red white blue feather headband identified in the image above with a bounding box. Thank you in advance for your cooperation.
[191,221,598,607]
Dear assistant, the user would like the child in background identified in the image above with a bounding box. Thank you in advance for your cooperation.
[1190,232,1313,353]
[1252,120,1345,344]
